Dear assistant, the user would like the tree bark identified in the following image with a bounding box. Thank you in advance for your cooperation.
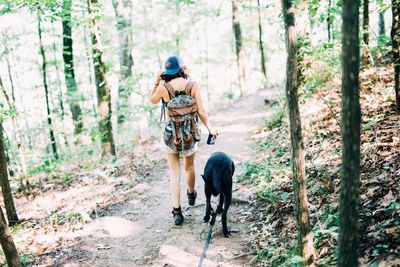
[392,0,400,113]
[0,122,19,226]
[232,0,247,96]
[112,0,134,124]
[362,0,371,66]
[327,0,332,42]
[338,0,361,266]
[280,1,315,266]
[38,12,59,160]
[0,206,21,267]
[87,0,116,157]
[257,0,267,81]
[62,0,84,134]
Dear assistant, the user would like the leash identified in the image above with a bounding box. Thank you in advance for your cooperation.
[197,223,214,267]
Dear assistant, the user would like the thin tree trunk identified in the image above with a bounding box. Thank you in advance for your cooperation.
[0,122,19,226]
[280,1,315,265]
[62,0,84,135]
[257,0,267,81]
[327,0,332,42]
[232,0,247,96]
[0,77,29,192]
[51,21,66,120]
[0,206,21,267]
[362,0,371,66]
[392,0,400,113]
[87,0,116,157]
[112,0,134,124]
[38,13,59,160]
[338,0,361,266]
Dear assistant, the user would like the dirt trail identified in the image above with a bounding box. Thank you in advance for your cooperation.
[61,90,275,267]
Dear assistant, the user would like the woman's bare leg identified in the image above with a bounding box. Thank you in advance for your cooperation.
[166,153,181,208]
[183,153,196,193]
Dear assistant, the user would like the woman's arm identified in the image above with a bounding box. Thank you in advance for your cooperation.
[193,83,218,138]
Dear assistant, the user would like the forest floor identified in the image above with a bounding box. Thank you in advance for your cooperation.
[8,89,278,266]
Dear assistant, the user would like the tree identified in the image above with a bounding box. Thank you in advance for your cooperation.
[378,0,386,44]
[87,0,116,156]
[280,0,315,265]
[112,0,134,124]
[0,206,21,267]
[256,0,267,81]
[62,0,84,134]
[0,77,29,192]
[0,122,19,226]
[338,0,361,266]
[327,0,333,42]
[38,11,59,160]
[232,0,247,96]
[362,0,371,66]
[392,0,400,113]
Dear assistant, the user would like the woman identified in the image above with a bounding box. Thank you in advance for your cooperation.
[150,55,217,225]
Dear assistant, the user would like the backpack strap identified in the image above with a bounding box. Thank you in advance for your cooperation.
[164,82,176,99]
[184,81,195,96]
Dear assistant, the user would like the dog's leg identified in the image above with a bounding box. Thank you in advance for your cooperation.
[216,194,224,214]
[222,192,232,237]
[203,186,213,223]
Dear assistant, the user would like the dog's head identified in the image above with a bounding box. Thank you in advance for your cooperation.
[201,174,220,196]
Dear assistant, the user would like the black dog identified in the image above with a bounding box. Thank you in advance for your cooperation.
[201,152,234,237]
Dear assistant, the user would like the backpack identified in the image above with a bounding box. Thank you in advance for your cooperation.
[161,81,201,152]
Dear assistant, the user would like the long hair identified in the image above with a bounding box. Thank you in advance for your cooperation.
[160,69,188,82]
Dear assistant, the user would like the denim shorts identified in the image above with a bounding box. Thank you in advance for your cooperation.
[159,136,198,157]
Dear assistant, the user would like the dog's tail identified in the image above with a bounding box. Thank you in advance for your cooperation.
[212,168,222,195]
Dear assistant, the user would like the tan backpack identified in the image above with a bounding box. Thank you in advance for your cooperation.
[162,81,201,152]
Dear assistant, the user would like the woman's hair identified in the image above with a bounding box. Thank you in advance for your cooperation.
[160,69,188,82]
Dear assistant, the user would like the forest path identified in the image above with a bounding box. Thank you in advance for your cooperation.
[66,89,276,267]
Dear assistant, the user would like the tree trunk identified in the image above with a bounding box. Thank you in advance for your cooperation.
[232,0,247,96]
[362,0,371,66]
[112,0,134,124]
[338,0,361,266]
[51,21,66,120]
[87,0,116,157]
[280,1,315,266]
[0,206,21,267]
[327,0,332,42]
[0,122,19,226]
[257,0,267,81]
[38,13,59,160]
[62,0,84,135]
[392,0,400,113]
[0,77,30,193]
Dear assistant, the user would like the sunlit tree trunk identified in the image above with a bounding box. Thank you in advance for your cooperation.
[392,0,400,113]
[0,206,21,267]
[232,0,247,96]
[51,21,66,120]
[339,0,361,266]
[378,0,386,43]
[38,13,59,160]
[280,1,315,265]
[257,0,267,81]
[112,0,134,124]
[362,0,371,66]
[62,0,84,135]
[0,122,19,226]
[87,0,116,157]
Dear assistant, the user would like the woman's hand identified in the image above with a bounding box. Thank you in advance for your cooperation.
[209,129,218,140]
[154,71,163,85]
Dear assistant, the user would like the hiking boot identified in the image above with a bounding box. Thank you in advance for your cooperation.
[172,206,184,225]
[187,189,197,206]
